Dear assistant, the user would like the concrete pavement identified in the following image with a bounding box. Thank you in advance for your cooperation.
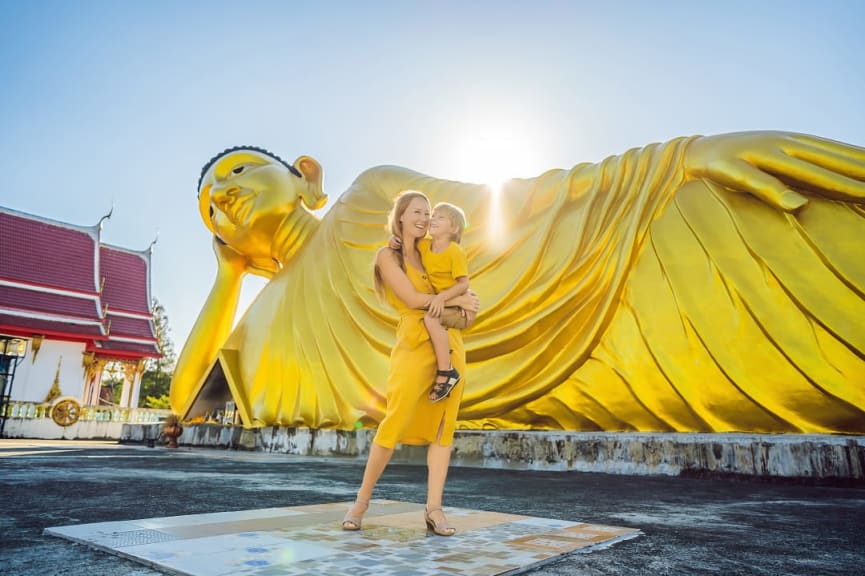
[1,439,864,575]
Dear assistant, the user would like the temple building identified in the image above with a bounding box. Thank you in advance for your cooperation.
[0,205,161,437]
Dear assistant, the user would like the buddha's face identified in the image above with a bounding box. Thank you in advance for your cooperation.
[198,150,322,272]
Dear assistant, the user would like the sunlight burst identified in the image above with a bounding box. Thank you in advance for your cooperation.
[446,127,548,250]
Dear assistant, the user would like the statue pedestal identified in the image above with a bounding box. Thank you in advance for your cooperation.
[120,424,865,483]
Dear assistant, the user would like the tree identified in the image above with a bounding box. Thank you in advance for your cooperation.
[139,298,177,408]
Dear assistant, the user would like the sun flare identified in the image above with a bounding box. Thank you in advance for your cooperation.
[448,131,546,190]
[445,124,549,249]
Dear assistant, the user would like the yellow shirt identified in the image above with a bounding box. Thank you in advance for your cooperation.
[418,238,468,294]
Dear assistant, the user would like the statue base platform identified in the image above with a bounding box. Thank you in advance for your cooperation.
[121,424,865,483]
[45,500,638,576]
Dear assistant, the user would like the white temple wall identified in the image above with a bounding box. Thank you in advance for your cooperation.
[10,339,86,403]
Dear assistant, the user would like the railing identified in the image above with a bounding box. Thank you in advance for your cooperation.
[3,401,170,423]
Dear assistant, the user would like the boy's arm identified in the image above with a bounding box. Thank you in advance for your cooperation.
[439,276,470,302]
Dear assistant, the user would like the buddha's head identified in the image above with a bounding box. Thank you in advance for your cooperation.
[197,147,326,273]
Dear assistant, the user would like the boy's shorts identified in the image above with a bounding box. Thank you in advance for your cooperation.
[439,306,468,330]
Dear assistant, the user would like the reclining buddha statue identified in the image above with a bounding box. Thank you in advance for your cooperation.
[170,131,865,433]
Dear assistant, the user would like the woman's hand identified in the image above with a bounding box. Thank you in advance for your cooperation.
[428,293,446,317]
[684,131,865,212]
[450,289,480,327]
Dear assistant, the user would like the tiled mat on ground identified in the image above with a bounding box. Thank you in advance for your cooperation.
[45,500,640,576]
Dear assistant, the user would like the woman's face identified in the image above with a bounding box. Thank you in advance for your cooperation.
[399,197,431,241]
[199,150,301,267]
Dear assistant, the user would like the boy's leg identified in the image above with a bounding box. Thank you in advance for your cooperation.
[424,313,452,376]
[424,314,461,402]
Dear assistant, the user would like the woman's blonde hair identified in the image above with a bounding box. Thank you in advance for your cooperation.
[374,190,430,301]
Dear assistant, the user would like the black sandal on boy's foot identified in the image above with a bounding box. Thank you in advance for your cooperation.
[429,368,460,402]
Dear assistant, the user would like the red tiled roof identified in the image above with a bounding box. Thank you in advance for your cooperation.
[0,285,101,320]
[100,245,159,355]
[0,210,99,293]
[89,339,160,357]
[100,245,151,315]
[106,314,155,338]
[0,206,161,360]
[0,314,104,340]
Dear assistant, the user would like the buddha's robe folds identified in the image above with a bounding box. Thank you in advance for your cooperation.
[221,136,865,433]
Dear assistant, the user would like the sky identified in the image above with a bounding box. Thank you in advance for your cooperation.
[1,0,863,353]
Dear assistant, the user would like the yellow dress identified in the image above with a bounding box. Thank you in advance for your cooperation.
[373,263,465,448]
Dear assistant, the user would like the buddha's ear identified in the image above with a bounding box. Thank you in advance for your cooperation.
[293,155,327,210]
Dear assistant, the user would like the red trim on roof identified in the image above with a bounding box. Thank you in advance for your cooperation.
[0,321,104,342]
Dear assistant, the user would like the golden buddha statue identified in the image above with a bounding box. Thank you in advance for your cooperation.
[170,131,865,433]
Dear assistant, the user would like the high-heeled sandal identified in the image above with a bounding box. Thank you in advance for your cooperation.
[424,507,456,536]
[341,498,369,531]
[429,368,460,402]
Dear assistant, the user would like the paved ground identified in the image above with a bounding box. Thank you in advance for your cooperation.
[1,439,864,576]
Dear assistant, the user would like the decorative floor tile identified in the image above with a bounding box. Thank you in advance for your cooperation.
[45,500,640,575]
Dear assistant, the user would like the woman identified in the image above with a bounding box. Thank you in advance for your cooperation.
[342,190,479,536]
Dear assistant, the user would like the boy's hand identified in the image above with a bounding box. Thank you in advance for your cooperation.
[388,235,402,250]
[428,294,446,317]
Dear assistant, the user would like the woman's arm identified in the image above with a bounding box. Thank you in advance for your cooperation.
[376,248,481,321]
[375,248,433,309]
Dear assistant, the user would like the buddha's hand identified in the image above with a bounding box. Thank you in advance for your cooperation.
[684,131,865,212]
[212,236,250,278]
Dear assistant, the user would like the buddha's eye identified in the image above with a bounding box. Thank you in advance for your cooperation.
[232,165,246,175]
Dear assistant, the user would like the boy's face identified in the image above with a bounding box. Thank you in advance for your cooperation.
[429,210,455,239]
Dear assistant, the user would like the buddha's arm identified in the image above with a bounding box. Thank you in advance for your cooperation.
[683,131,865,209]
[169,238,248,415]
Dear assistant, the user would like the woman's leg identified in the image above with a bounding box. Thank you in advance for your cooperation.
[346,442,394,520]
[425,420,456,534]
[426,441,452,509]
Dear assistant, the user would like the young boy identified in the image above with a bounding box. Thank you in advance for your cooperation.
[419,202,470,402]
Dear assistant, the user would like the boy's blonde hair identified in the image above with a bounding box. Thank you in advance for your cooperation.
[433,202,466,243]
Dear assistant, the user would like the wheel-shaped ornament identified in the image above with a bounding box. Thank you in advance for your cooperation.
[51,398,81,426]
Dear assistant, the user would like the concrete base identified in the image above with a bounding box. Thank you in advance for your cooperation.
[120,424,865,482]
[4,417,126,440]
